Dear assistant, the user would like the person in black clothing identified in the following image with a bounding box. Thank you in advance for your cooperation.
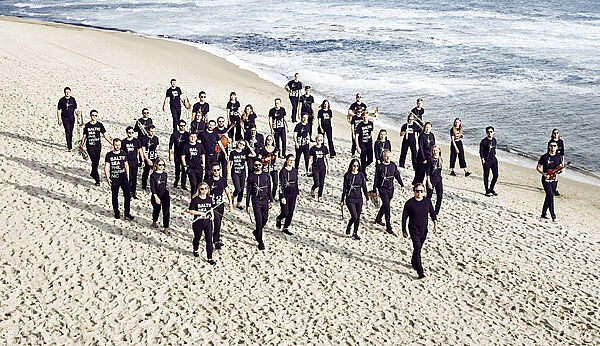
[410,98,425,124]
[426,145,444,216]
[190,111,206,135]
[348,93,367,157]
[299,86,315,141]
[226,92,243,141]
[206,162,233,250]
[549,129,564,196]
[285,73,302,122]
[402,183,438,279]
[214,116,230,179]
[317,99,336,157]
[258,135,278,200]
[141,125,159,191]
[135,108,153,148]
[57,87,80,151]
[374,129,391,165]
[294,113,311,174]
[122,126,143,199]
[399,114,421,169]
[192,91,210,123]
[413,122,435,185]
[276,155,299,235]
[150,158,170,235]
[188,182,216,265]
[373,150,405,234]
[480,126,499,196]
[104,139,133,220]
[200,120,220,180]
[182,132,205,196]
[269,98,288,158]
[536,141,564,221]
[169,120,189,189]
[241,104,258,138]
[244,124,264,155]
[341,158,369,240]
[229,139,256,209]
[163,79,183,131]
[79,110,111,185]
[449,118,471,177]
[308,135,330,202]
[246,159,274,250]
[354,112,374,178]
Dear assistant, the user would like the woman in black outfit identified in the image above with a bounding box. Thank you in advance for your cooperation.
[340,158,369,240]
[188,182,216,265]
[317,99,336,157]
[276,155,299,235]
[241,104,257,138]
[413,122,435,185]
[548,128,564,196]
[258,134,278,200]
[226,92,243,141]
[308,134,329,202]
[374,129,391,165]
[150,158,170,235]
[426,145,443,216]
[536,141,563,221]
[229,139,256,209]
[449,117,471,177]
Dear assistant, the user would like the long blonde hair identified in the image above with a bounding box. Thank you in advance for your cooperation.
[431,145,443,167]
[192,182,210,198]
[452,118,463,138]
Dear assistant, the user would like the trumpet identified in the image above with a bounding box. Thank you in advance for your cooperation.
[135,119,149,137]
[347,106,379,123]
[408,111,424,130]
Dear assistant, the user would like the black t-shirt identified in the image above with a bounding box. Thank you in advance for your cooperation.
[294,123,311,147]
[349,102,367,114]
[169,131,189,154]
[355,121,374,144]
[57,96,77,118]
[242,113,257,133]
[259,147,277,173]
[183,142,205,170]
[287,80,303,98]
[318,109,333,127]
[135,117,153,145]
[83,122,106,148]
[105,150,128,180]
[402,197,437,234]
[229,149,250,175]
[418,132,436,161]
[538,153,562,181]
[166,87,182,108]
[450,127,463,142]
[299,95,314,116]
[279,167,299,198]
[200,131,218,157]
[150,171,168,196]
[192,102,210,117]
[341,171,368,203]
[189,196,212,220]
[426,157,443,185]
[122,137,141,167]
[227,101,240,116]
[310,145,329,169]
[479,137,497,164]
[411,107,424,121]
[401,122,421,142]
[269,107,286,129]
[245,132,264,153]
[205,176,227,205]
[190,120,206,134]
[548,139,564,157]
[145,136,159,162]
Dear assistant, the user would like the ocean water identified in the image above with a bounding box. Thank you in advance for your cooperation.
[2,0,599,183]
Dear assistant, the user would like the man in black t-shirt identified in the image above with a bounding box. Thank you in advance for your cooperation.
[298,86,315,141]
[79,110,111,185]
[354,112,374,178]
[348,93,367,156]
[294,113,311,173]
[410,98,425,126]
[104,138,133,220]
[57,87,80,151]
[268,98,288,158]
[162,79,183,131]
[192,91,210,123]
[169,120,190,189]
[141,125,159,191]
[285,73,302,122]
[122,126,143,199]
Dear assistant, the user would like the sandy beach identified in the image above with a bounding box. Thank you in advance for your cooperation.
[0,16,599,344]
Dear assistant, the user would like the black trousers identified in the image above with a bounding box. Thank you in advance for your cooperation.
[319,124,336,156]
[376,189,393,232]
[399,139,417,168]
[426,180,443,216]
[218,153,228,179]
[483,161,499,193]
[170,105,181,132]
[232,171,246,203]
[229,125,243,141]
[111,175,131,217]
[173,152,186,188]
[128,164,138,197]
[187,168,203,197]
[542,179,557,219]
[351,135,357,156]
[252,198,269,245]
[360,142,374,176]
[151,191,170,227]
[274,129,286,157]
[346,200,363,235]
[141,163,152,190]
[277,193,298,230]
[295,145,309,172]
[269,170,278,200]
[87,145,101,183]
[308,115,314,139]
[412,159,427,185]
[410,227,428,276]
[62,115,75,150]
[311,166,326,197]
[213,204,225,244]
[450,141,467,169]
[192,218,213,259]
[289,96,299,122]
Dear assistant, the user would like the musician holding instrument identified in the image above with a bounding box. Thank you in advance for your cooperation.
[206,162,233,250]
[150,158,170,235]
[399,114,421,169]
[244,125,264,164]
[411,98,425,123]
[188,182,216,264]
[79,110,111,186]
[163,79,184,132]
[340,158,369,240]
[215,116,230,179]
[246,159,274,251]
[536,141,563,222]
[348,93,367,157]
[192,91,210,124]
[548,129,564,196]
[57,87,79,151]
[134,108,153,148]
[373,150,405,234]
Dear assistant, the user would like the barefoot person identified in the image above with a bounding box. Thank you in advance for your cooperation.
[402,183,438,279]
[163,79,183,131]
[169,120,189,189]
[182,132,206,196]
[246,159,274,250]
[276,155,299,235]
[206,162,233,250]
[341,158,369,240]
[399,114,421,169]
[285,73,302,122]
[104,138,133,220]
[536,141,563,222]
[413,122,435,185]
[317,99,336,157]
[549,129,564,196]
[122,126,143,199]
[150,158,170,235]
[268,98,288,158]
[57,87,79,151]
[449,118,471,177]
[79,110,111,186]
[188,182,216,265]
[229,139,256,209]
[374,129,391,165]
[480,126,499,196]
[426,145,444,216]
[373,150,405,234]
[308,134,329,202]
[294,113,311,174]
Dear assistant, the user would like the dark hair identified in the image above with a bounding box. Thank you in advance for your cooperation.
[319,99,330,110]
[170,79,176,83]
[199,91,206,97]
[64,87,71,93]
[294,73,299,77]
[424,122,432,128]
[208,120,216,125]
[413,183,425,191]
[274,97,282,103]
[178,120,186,125]
[486,126,494,132]
[125,126,134,132]
[551,128,560,139]
[230,91,237,98]
[113,138,121,144]
[417,98,423,103]
[210,162,221,170]
[284,154,295,167]
[305,85,311,90]
[148,125,156,130]
[142,108,149,114]
[377,129,387,141]
[346,158,361,173]
[90,109,98,116]
[548,140,558,151]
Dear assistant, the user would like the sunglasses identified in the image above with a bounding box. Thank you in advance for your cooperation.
[199,187,207,190]
[143,112,149,115]
[549,144,558,147]
[415,190,425,193]
[212,168,221,172]
[179,124,186,127]
[553,131,559,134]
[158,163,165,166]
[127,131,134,134]
[200,96,206,98]
[254,164,262,167]
[487,130,494,133]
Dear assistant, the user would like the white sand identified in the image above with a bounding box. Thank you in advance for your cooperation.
[0,16,599,344]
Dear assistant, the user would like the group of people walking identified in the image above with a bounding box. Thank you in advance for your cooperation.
[55,75,567,277]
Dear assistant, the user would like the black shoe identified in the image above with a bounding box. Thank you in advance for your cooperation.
[485,191,492,197]
[125,214,134,221]
[465,172,472,177]
[236,205,244,210]
[94,181,101,186]
[346,226,351,235]
[375,219,385,227]
[417,274,426,279]
[352,233,360,240]
[192,251,199,257]
[114,213,120,219]
[142,187,148,192]
[330,154,336,158]
[215,242,222,250]
[131,194,138,200]
[552,218,557,222]
[491,190,498,196]
[208,259,216,265]
[258,242,265,250]
[554,190,560,196]
[276,217,282,229]
[449,171,457,176]
[541,214,549,219]
[385,229,394,235]
[282,229,293,235]
[181,186,188,191]
[173,182,179,188]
